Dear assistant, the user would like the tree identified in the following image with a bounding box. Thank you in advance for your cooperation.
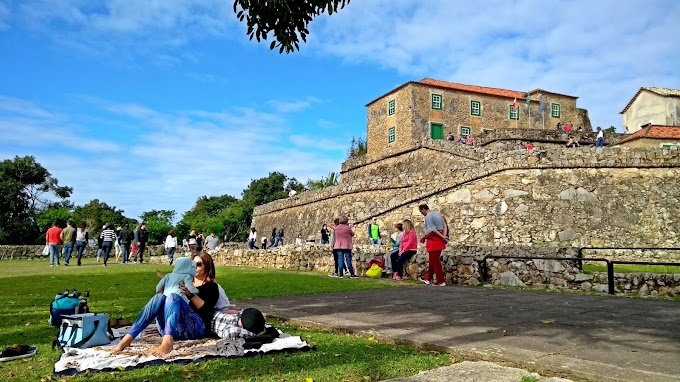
[0,156,72,244]
[347,136,367,159]
[306,171,339,190]
[233,0,351,53]
[241,172,291,206]
[140,209,175,245]
[72,199,135,235]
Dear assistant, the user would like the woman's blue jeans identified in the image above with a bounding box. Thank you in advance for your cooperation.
[336,249,355,277]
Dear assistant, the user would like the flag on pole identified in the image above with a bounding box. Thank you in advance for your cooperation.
[539,95,545,113]
[512,97,517,110]
[525,92,531,107]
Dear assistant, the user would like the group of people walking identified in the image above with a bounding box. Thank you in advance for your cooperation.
[45,220,149,267]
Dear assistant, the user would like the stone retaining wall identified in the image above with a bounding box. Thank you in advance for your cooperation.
[145,244,680,297]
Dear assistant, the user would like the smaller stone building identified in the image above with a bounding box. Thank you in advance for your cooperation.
[365,78,590,161]
[616,125,680,148]
[620,87,680,133]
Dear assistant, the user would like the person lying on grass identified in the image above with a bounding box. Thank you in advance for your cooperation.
[112,252,219,356]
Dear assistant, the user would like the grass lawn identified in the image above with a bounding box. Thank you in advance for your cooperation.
[583,264,680,274]
[0,259,451,381]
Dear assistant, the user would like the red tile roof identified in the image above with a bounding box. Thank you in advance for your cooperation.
[617,125,680,145]
[365,78,577,106]
[620,87,680,114]
[419,78,528,100]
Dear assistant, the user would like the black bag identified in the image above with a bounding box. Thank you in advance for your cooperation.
[50,290,89,326]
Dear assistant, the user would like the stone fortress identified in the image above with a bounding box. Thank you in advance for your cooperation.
[247,79,680,296]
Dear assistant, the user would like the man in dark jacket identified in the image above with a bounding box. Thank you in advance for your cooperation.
[134,222,149,264]
[118,225,135,264]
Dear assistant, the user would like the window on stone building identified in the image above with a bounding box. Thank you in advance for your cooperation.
[388,126,396,143]
[551,103,561,118]
[660,143,679,149]
[509,105,519,120]
[470,100,481,116]
[430,122,444,140]
[459,126,471,138]
[431,94,442,110]
[388,99,395,116]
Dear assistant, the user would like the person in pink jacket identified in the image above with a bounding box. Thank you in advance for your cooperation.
[391,219,418,281]
[333,215,358,278]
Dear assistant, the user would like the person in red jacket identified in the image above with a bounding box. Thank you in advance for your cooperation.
[391,219,418,281]
[418,204,448,286]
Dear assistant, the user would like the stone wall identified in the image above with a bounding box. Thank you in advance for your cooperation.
[477,128,623,147]
[254,146,680,248]
[144,244,680,297]
[0,244,170,260]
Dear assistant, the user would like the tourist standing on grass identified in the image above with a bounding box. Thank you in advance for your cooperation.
[134,222,149,263]
[118,224,134,264]
[247,228,257,249]
[112,252,219,356]
[320,224,330,245]
[114,227,122,262]
[74,222,89,266]
[204,232,220,250]
[418,204,448,286]
[60,220,76,266]
[165,230,178,265]
[334,215,358,278]
[392,219,418,281]
[96,225,105,262]
[328,218,342,277]
[99,223,116,267]
[46,221,63,267]
[596,127,604,148]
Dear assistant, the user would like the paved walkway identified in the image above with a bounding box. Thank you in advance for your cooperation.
[246,284,680,382]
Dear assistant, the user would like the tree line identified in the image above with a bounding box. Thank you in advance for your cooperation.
[0,155,339,245]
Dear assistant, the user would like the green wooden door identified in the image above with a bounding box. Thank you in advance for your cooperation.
[430,123,444,140]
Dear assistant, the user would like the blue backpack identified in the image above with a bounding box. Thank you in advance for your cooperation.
[50,291,89,327]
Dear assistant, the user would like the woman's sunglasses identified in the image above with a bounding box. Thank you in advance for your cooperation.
[195,261,204,267]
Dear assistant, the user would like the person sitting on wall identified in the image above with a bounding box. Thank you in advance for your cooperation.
[458,135,466,144]
[466,135,475,145]
[556,122,562,131]
[447,132,455,141]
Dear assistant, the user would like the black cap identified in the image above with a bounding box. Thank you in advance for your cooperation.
[240,308,265,334]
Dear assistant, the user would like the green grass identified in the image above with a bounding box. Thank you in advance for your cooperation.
[0,259,450,381]
[583,264,680,274]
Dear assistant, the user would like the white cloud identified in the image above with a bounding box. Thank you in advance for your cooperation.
[308,0,680,130]
[0,95,341,219]
[13,0,237,63]
[0,1,9,30]
[266,96,321,113]
[288,134,347,151]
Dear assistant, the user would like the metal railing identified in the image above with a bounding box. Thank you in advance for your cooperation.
[481,252,680,295]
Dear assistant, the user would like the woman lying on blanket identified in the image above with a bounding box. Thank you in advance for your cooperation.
[112,252,219,356]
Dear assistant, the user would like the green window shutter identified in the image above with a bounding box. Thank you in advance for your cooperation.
[388,127,396,143]
[431,94,443,110]
[460,126,471,137]
[551,103,560,118]
[430,123,444,140]
[509,105,519,120]
[470,101,481,116]
[388,100,395,116]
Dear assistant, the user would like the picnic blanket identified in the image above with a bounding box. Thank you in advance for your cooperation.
[54,325,312,376]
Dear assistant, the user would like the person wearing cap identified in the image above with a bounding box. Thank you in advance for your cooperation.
[212,308,266,340]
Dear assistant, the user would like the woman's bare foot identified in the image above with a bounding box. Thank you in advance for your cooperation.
[148,335,174,356]
[111,334,133,354]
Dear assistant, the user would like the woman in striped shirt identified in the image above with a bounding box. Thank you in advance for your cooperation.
[99,223,116,267]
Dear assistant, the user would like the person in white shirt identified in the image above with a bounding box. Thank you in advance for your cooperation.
[295,235,303,245]
[247,228,257,249]
[596,127,604,148]
[165,230,178,265]
[288,189,297,197]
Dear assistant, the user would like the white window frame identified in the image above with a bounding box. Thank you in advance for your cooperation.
[460,126,471,137]
[509,105,519,120]
[388,99,395,116]
[470,100,481,116]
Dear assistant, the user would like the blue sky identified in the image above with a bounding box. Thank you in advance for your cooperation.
[1,0,679,221]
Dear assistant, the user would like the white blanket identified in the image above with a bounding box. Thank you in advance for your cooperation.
[54,326,311,376]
